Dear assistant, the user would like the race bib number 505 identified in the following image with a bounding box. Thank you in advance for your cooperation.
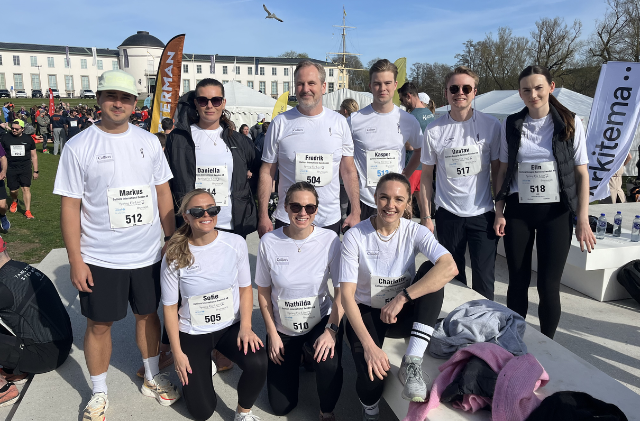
[295,153,333,187]
[107,185,153,229]
[189,287,235,327]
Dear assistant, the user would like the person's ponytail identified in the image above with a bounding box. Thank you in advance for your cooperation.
[164,223,193,270]
[548,94,575,141]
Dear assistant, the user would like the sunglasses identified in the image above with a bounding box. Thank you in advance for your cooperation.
[448,85,474,95]
[288,202,318,214]
[195,96,224,108]
[185,206,221,218]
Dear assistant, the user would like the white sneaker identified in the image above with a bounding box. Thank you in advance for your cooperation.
[82,392,109,421]
[234,409,261,421]
[141,372,180,406]
[212,361,217,377]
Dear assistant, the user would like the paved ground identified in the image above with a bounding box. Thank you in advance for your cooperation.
[3,226,639,420]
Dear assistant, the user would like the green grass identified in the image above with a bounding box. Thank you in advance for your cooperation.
[3,151,64,263]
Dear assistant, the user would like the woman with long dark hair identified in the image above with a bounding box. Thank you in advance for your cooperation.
[494,65,596,339]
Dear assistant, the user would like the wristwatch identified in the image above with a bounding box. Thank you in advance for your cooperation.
[421,215,431,220]
[402,288,414,303]
[164,235,172,242]
[325,323,339,334]
[33,171,39,174]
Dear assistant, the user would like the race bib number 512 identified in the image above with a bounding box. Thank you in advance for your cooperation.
[107,185,153,229]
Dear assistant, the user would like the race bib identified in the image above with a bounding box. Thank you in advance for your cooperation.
[195,166,229,206]
[444,145,481,178]
[278,295,322,334]
[188,287,235,327]
[370,273,412,309]
[107,185,153,229]
[70,120,77,127]
[366,150,399,187]
[10,145,25,157]
[295,153,333,187]
[518,161,560,203]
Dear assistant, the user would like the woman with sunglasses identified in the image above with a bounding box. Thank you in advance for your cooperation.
[494,65,596,339]
[161,189,267,421]
[255,182,343,421]
[340,173,457,420]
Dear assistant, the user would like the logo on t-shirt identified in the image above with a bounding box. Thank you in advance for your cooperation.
[366,128,377,134]
[292,128,304,134]
[276,256,289,265]
[186,263,201,272]
[96,153,113,163]
[366,250,379,258]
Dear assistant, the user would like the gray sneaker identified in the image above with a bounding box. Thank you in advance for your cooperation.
[362,409,379,421]
[398,355,429,402]
[234,410,261,421]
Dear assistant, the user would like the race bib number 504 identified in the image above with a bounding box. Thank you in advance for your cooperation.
[295,153,333,187]
[107,185,153,229]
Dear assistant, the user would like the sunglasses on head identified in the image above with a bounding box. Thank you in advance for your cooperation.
[186,206,221,218]
[195,96,224,108]
[448,85,474,95]
[288,202,318,214]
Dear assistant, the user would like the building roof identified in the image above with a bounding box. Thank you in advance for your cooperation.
[182,53,334,66]
[119,31,165,49]
[0,42,118,57]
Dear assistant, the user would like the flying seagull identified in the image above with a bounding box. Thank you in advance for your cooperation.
[263,4,283,22]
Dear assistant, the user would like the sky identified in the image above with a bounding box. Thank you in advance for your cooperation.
[6,0,610,69]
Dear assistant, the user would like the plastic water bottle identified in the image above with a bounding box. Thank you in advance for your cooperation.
[613,211,622,237]
[632,215,640,242]
[596,213,607,240]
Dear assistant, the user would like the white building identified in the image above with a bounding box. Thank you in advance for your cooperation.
[0,31,343,99]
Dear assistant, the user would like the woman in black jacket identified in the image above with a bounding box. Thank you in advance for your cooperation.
[165,78,260,238]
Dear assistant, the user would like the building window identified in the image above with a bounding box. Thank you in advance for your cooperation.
[0,56,2,66]
[48,75,57,89]
[259,81,266,93]
[196,64,202,74]
[235,66,240,75]
[112,60,118,70]
[222,80,229,84]
[271,81,278,96]
[284,68,289,76]
[80,59,87,69]
[339,76,343,81]
[97,60,103,70]
[13,74,23,89]
[259,67,265,76]
[30,56,37,67]
[47,57,54,68]
[0,73,4,89]
[195,79,202,86]
[283,82,289,93]
[329,69,334,77]
[82,76,90,90]
[31,74,41,90]
[328,82,334,93]
[183,64,189,73]
[183,79,190,92]
[65,75,74,92]
[248,67,252,76]
[247,81,254,89]
[223,66,228,75]
[13,56,20,66]
[272,67,277,76]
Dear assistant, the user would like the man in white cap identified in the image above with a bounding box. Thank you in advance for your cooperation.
[250,113,266,141]
[53,70,180,421]
[418,93,430,106]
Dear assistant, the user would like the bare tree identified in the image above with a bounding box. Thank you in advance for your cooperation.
[278,51,309,59]
[529,17,583,79]
[408,62,453,107]
[478,27,531,90]
[589,0,629,62]
[619,0,640,61]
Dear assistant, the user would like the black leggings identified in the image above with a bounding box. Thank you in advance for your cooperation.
[504,194,572,339]
[345,261,444,405]
[266,315,344,415]
[179,322,267,421]
[0,331,72,374]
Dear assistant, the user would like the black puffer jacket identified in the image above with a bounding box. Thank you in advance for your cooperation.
[165,91,260,237]
[496,104,579,216]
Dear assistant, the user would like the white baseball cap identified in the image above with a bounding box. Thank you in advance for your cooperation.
[418,92,430,104]
[257,113,265,122]
[97,70,138,96]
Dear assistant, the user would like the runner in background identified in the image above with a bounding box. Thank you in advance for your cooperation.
[54,70,179,421]
[1,120,38,220]
[256,182,343,420]
[349,60,422,222]
[162,189,266,421]
[258,60,360,237]
[420,66,501,300]
[340,173,457,419]
[494,65,596,339]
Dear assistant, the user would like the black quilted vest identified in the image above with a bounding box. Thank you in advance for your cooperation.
[495,105,578,216]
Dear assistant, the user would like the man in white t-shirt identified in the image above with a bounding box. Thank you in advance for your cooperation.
[349,59,422,221]
[420,66,501,300]
[53,70,180,421]
[258,60,360,237]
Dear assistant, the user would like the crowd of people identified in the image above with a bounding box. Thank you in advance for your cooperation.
[0,56,610,421]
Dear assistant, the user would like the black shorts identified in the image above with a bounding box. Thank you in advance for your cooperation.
[6,168,31,190]
[0,180,6,200]
[80,261,161,322]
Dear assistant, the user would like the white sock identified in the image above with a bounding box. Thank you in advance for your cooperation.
[143,354,160,382]
[361,400,379,416]
[90,372,108,395]
[406,322,434,357]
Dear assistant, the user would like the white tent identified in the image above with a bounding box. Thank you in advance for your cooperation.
[222,81,291,128]
[322,88,374,111]
[436,88,638,176]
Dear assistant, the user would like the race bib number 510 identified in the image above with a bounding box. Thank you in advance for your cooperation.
[278,295,322,334]
[295,153,333,187]
[107,185,153,229]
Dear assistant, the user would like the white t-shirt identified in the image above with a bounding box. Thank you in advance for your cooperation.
[349,105,422,207]
[191,124,234,230]
[160,232,251,335]
[254,227,341,336]
[53,124,173,269]
[261,107,354,227]
[340,217,450,307]
[421,111,501,217]
[499,114,588,194]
